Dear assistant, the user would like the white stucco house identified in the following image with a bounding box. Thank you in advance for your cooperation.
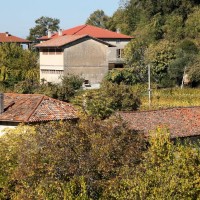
[36,25,133,87]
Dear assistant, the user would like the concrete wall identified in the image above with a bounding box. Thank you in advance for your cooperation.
[64,38,109,84]
[102,39,131,63]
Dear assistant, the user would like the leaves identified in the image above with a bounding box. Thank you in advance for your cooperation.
[27,16,60,41]
[86,10,110,29]
[74,82,141,119]
[0,118,145,199]
[0,43,39,88]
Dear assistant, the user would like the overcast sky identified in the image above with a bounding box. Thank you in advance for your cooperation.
[0,0,120,38]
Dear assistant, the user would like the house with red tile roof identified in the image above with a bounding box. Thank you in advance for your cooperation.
[0,32,31,46]
[36,34,115,86]
[0,93,78,135]
[118,107,200,139]
[36,25,133,86]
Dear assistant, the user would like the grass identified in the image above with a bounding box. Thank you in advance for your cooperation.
[140,88,200,111]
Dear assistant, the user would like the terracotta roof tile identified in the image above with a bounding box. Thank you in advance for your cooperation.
[0,93,78,123]
[39,24,133,40]
[0,33,30,43]
[35,34,114,48]
[118,107,200,138]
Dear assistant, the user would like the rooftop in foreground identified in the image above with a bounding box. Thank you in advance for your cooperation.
[119,107,200,138]
[0,93,78,123]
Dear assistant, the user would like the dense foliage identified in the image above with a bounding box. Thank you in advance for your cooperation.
[0,121,199,199]
[0,43,39,89]
[0,118,145,199]
[27,16,60,42]
[103,0,200,87]
[74,82,141,119]
[85,10,110,29]
[14,74,84,102]
[103,128,200,199]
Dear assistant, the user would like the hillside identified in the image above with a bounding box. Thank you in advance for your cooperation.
[106,0,200,87]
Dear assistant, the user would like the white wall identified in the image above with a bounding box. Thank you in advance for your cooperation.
[39,52,64,83]
[0,124,17,136]
[40,52,64,66]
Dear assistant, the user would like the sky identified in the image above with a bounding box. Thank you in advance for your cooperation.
[0,0,120,38]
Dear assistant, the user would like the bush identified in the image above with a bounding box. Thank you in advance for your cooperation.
[103,128,200,199]
[105,68,147,85]
[74,82,141,119]
[0,118,145,199]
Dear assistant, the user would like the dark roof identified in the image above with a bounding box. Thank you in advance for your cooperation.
[119,107,200,138]
[0,32,30,43]
[39,24,133,40]
[0,93,78,123]
[35,34,115,48]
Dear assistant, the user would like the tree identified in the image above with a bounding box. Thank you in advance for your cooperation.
[106,9,132,34]
[86,10,109,28]
[0,118,145,199]
[185,7,200,39]
[187,57,200,86]
[103,128,200,199]
[27,16,60,41]
[0,43,39,88]
[146,40,176,87]
[74,82,141,119]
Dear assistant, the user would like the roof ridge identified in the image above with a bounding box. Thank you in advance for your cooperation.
[72,24,88,35]
[26,95,44,122]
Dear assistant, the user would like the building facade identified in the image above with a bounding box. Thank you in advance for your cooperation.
[37,25,133,86]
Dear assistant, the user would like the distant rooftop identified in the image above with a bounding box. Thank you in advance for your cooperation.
[35,34,114,48]
[39,24,133,40]
[119,107,200,138]
[0,32,30,43]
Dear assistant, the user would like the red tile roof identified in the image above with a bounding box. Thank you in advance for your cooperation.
[39,25,133,40]
[35,34,114,48]
[0,93,78,123]
[0,32,30,43]
[119,107,200,138]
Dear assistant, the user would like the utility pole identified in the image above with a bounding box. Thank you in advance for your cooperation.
[181,66,186,89]
[148,64,151,109]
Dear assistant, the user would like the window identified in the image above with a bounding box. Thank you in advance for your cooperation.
[116,39,121,44]
[42,49,48,55]
[48,49,55,55]
[41,48,63,55]
[41,69,63,74]
[116,49,124,58]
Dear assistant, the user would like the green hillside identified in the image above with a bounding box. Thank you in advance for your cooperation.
[106,0,200,87]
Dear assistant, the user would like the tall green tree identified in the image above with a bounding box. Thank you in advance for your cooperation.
[27,16,60,41]
[85,10,109,28]
[0,43,39,88]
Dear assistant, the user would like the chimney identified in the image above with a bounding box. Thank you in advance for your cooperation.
[0,93,4,114]
[47,30,52,38]
[58,29,62,36]
[5,32,9,37]
[116,28,121,33]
